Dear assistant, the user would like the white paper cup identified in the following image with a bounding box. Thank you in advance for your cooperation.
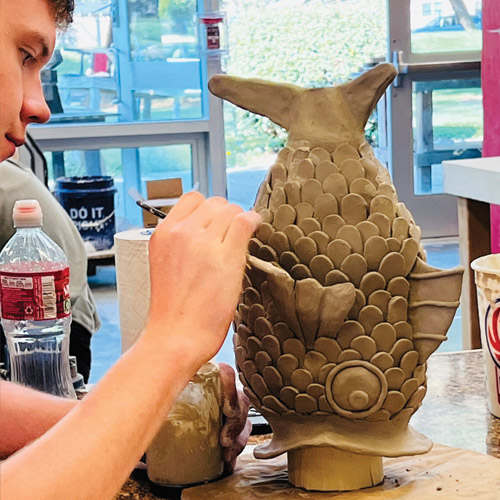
[471,254,500,418]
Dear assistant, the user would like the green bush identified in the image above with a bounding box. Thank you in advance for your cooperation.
[221,0,387,167]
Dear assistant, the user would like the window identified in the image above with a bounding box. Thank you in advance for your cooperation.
[412,81,483,196]
[51,0,203,124]
[221,0,387,210]
[30,0,226,230]
[44,144,194,227]
[389,0,482,241]
[422,3,432,15]
[411,0,482,54]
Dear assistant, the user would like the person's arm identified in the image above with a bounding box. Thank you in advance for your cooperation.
[0,369,252,468]
[0,193,260,500]
[0,381,77,459]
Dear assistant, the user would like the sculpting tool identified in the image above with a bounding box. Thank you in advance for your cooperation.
[136,200,168,220]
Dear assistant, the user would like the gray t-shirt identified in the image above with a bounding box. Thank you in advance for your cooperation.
[0,159,101,335]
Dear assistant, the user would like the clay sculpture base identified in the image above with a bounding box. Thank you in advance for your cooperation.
[182,444,500,499]
[288,447,383,491]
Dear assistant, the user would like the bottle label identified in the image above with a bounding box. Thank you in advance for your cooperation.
[0,268,71,321]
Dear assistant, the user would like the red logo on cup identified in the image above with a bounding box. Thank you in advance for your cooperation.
[486,299,500,369]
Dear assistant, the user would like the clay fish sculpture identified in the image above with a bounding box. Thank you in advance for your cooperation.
[209,63,464,491]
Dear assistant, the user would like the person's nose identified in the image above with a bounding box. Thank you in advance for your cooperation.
[21,76,51,125]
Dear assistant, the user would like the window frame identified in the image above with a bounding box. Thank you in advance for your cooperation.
[385,0,482,239]
[28,0,227,213]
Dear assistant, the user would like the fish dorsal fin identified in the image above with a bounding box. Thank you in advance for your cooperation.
[209,75,301,131]
[340,63,397,128]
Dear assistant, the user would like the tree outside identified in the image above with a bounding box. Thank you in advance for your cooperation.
[220,0,387,169]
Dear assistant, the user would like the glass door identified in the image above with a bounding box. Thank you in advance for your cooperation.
[386,0,483,237]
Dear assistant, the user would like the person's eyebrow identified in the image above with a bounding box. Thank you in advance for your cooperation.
[25,30,51,59]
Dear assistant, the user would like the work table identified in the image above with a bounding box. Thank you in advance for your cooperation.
[117,350,500,499]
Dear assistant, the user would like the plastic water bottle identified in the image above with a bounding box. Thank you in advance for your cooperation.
[0,200,76,399]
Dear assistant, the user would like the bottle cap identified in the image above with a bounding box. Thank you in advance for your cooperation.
[13,199,43,228]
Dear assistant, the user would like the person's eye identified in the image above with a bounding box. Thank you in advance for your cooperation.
[19,49,36,66]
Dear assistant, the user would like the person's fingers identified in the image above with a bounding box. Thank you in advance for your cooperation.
[223,418,252,473]
[156,191,205,230]
[237,391,251,428]
[206,203,244,242]
[223,211,261,249]
[183,196,230,230]
[219,363,239,418]
[220,391,250,447]
[134,461,147,471]
[225,457,237,475]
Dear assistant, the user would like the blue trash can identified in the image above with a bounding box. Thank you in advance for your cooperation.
[56,176,117,251]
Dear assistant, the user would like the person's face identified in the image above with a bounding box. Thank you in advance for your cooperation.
[0,0,56,162]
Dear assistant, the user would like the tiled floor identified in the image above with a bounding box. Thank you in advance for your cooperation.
[87,239,462,384]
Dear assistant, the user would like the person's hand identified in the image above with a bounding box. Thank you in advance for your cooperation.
[134,362,251,473]
[218,363,252,473]
[146,193,261,369]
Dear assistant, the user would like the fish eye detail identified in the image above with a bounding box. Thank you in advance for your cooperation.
[325,361,387,418]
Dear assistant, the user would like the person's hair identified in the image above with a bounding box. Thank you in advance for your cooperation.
[48,0,75,27]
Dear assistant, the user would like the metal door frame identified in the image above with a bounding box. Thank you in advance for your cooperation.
[386,0,482,238]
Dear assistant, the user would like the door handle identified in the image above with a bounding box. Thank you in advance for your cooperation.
[392,51,481,87]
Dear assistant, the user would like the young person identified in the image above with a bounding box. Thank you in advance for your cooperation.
[0,1,261,498]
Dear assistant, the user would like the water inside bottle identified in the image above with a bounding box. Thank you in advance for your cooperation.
[3,317,75,398]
